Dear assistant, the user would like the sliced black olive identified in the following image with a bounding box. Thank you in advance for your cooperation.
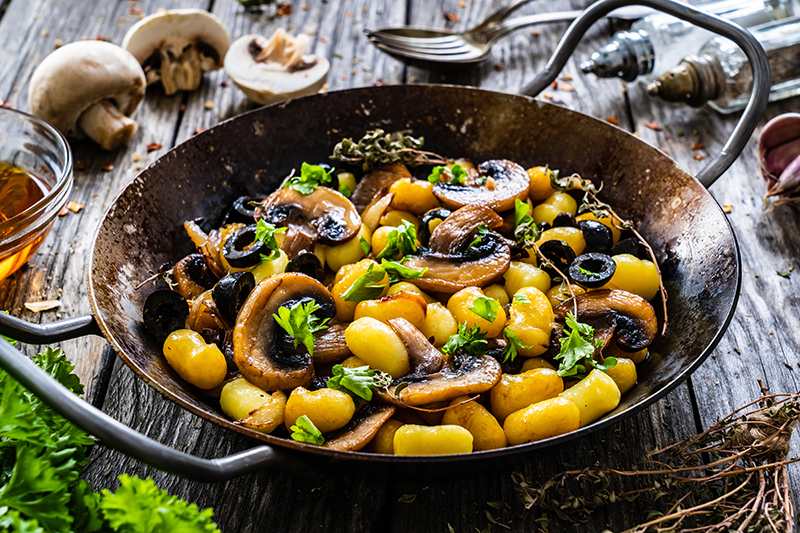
[222,225,267,268]
[417,207,452,247]
[609,237,649,260]
[212,271,256,324]
[225,196,263,225]
[552,212,577,228]
[537,221,551,232]
[285,251,324,282]
[538,240,576,277]
[579,220,613,253]
[143,290,189,340]
[568,253,616,289]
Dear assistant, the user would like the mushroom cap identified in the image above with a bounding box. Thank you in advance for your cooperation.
[224,34,330,106]
[122,9,230,70]
[28,41,146,139]
[433,159,530,212]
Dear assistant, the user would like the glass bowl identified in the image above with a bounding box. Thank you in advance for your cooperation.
[0,107,72,281]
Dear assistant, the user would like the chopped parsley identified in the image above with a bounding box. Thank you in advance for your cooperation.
[283,162,332,195]
[359,236,370,255]
[428,166,446,184]
[253,219,286,264]
[375,220,418,260]
[428,163,467,185]
[554,313,616,378]
[290,415,325,445]
[339,182,352,198]
[342,263,388,302]
[272,300,330,356]
[468,296,499,323]
[512,293,531,305]
[381,259,427,284]
[468,224,489,249]
[514,198,540,246]
[442,323,489,356]
[578,265,601,278]
[502,329,532,363]
[327,364,392,401]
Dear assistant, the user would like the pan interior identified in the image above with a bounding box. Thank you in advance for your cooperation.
[88,85,739,462]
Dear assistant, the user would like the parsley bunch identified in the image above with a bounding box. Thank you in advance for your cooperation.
[375,220,418,260]
[468,296,499,322]
[273,300,331,356]
[514,198,541,248]
[343,263,388,302]
[502,330,532,363]
[380,259,427,284]
[555,313,617,378]
[253,219,286,265]
[283,162,332,195]
[290,415,324,445]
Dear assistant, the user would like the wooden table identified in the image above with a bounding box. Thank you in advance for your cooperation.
[1,0,799,530]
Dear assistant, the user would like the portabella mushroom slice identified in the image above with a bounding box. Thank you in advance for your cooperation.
[224,30,330,106]
[322,404,396,451]
[233,273,335,391]
[553,289,658,352]
[433,159,530,212]
[259,186,361,254]
[404,205,511,293]
[28,41,146,151]
[122,9,230,95]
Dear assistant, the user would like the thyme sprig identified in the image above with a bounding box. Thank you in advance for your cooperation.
[330,129,448,171]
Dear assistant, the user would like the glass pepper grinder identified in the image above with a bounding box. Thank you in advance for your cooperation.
[580,0,792,82]
[647,15,800,113]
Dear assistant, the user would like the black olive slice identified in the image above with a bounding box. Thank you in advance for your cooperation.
[537,221,551,232]
[552,212,577,228]
[285,251,324,282]
[143,290,189,340]
[213,271,256,324]
[417,207,452,247]
[225,196,263,225]
[222,225,268,268]
[568,253,616,289]
[538,239,576,277]
[609,237,649,260]
[579,220,613,253]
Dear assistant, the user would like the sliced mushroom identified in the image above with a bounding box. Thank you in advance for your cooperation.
[433,160,530,212]
[259,187,361,258]
[122,9,230,95]
[553,289,658,352]
[28,41,146,150]
[233,273,336,391]
[303,323,351,365]
[224,30,330,105]
[173,253,219,300]
[351,164,411,213]
[404,205,511,293]
[322,404,396,451]
[387,318,445,376]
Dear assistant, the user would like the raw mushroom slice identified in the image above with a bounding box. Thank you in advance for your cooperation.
[433,159,530,212]
[122,9,230,95]
[224,29,330,105]
[28,41,146,151]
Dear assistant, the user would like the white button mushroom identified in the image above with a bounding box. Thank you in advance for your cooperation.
[224,29,330,106]
[28,41,146,151]
[122,9,230,96]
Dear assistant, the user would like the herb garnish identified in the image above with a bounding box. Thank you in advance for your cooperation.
[577,265,601,278]
[442,323,489,356]
[513,293,531,305]
[381,259,427,284]
[343,263,388,302]
[272,300,330,356]
[330,129,446,171]
[252,219,286,264]
[339,183,352,198]
[375,220,418,260]
[359,236,370,255]
[502,329,532,363]
[428,166,446,184]
[290,415,325,445]
[428,163,468,185]
[514,198,540,247]
[283,162,332,195]
[468,296,499,323]
[554,313,615,378]
[468,224,489,249]
[327,364,392,401]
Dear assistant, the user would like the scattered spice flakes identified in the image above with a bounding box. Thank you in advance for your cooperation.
[0,100,9,108]
[135,163,144,170]
[192,127,207,136]
[278,2,292,16]
[146,142,162,152]
[494,63,504,71]
[776,270,791,279]
[459,0,466,6]
[561,82,574,92]
[565,73,573,80]
[644,120,662,131]
[54,39,64,48]
[530,29,540,36]
[722,203,732,213]
[204,100,214,110]
[784,362,793,370]
[220,80,229,88]
[133,154,141,162]
[179,104,186,112]
[58,207,69,216]
[606,116,619,125]
[345,11,353,17]
[444,11,460,22]
[543,92,553,99]
[691,143,705,151]
[693,153,706,161]
[74,163,86,171]
[340,74,347,80]
[101,163,114,172]
[67,201,83,213]
[25,300,61,313]
[319,36,328,43]
[131,7,142,15]
[301,4,308,10]
[551,80,558,89]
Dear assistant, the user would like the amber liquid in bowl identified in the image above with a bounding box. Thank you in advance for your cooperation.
[0,162,50,280]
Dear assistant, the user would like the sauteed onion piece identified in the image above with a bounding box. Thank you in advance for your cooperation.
[433,159,530,212]
[322,404,396,451]
[350,164,411,213]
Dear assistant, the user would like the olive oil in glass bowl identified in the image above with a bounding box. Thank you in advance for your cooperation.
[0,107,72,281]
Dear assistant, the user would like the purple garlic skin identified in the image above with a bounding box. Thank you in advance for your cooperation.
[759,112,800,209]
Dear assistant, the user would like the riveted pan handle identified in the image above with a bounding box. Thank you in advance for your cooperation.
[521,0,770,188]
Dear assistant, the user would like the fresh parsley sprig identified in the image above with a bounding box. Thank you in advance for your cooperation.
[273,300,330,356]
[503,329,532,363]
[381,258,427,284]
[343,263,388,302]
[428,163,468,185]
[468,224,489,250]
[327,364,392,402]
[468,296,499,323]
[283,162,332,195]
[375,220,418,260]
[514,198,541,247]
[290,415,325,445]
[555,313,616,378]
[253,219,286,264]
[442,323,489,356]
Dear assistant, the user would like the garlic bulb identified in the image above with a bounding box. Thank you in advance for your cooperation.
[759,113,800,209]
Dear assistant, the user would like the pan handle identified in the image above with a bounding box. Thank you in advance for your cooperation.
[520,0,770,188]
[0,336,305,482]
[0,312,103,343]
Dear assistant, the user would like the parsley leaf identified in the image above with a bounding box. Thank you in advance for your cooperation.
[339,183,352,198]
[375,220,418,260]
[468,296,499,323]
[283,162,332,195]
[253,220,286,264]
[327,364,392,401]
[442,323,489,356]
[290,415,325,445]
[468,224,489,250]
[503,329,532,363]
[343,263,388,302]
[578,265,601,278]
[428,163,467,185]
[554,313,608,378]
[512,293,531,305]
[359,236,370,255]
[272,300,330,356]
[381,259,427,284]
[428,166,446,184]
[514,198,540,246]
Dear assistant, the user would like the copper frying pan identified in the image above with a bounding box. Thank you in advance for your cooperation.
[0,0,769,481]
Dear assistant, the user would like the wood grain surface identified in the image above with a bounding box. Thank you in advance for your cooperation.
[0,0,798,531]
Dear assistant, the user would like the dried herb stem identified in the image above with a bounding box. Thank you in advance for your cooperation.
[532,242,577,317]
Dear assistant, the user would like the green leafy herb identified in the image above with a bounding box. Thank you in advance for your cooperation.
[468,296,499,323]
[503,329,532,363]
[450,163,468,185]
[428,166,446,184]
[554,313,611,378]
[777,270,791,279]
[513,293,531,305]
[339,183,352,198]
[475,174,487,186]
[253,219,287,264]
[1,311,17,346]
[283,162,332,195]
[442,323,489,356]
[359,236,370,255]
[514,198,540,246]
[343,263,388,302]
[290,415,325,445]
[578,265,601,278]
[375,220,418,260]
[468,224,489,250]
[331,129,445,171]
[381,259,427,284]
[327,364,392,402]
[272,300,330,356]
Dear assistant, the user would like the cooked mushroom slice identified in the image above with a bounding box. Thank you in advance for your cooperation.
[417,208,451,247]
[303,323,351,365]
[122,9,230,95]
[403,205,511,293]
[322,404,396,451]
[387,318,445,376]
[351,164,412,213]
[173,253,219,300]
[28,41,146,151]
[432,160,530,212]
[553,289,657,352]
[376,354,502,406]
[259,187,361,258]
[233,273,336,391]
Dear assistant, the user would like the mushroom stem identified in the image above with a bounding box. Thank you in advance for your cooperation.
[173,46,203,92]
[77,100,138,151]
[159,48,177,95]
